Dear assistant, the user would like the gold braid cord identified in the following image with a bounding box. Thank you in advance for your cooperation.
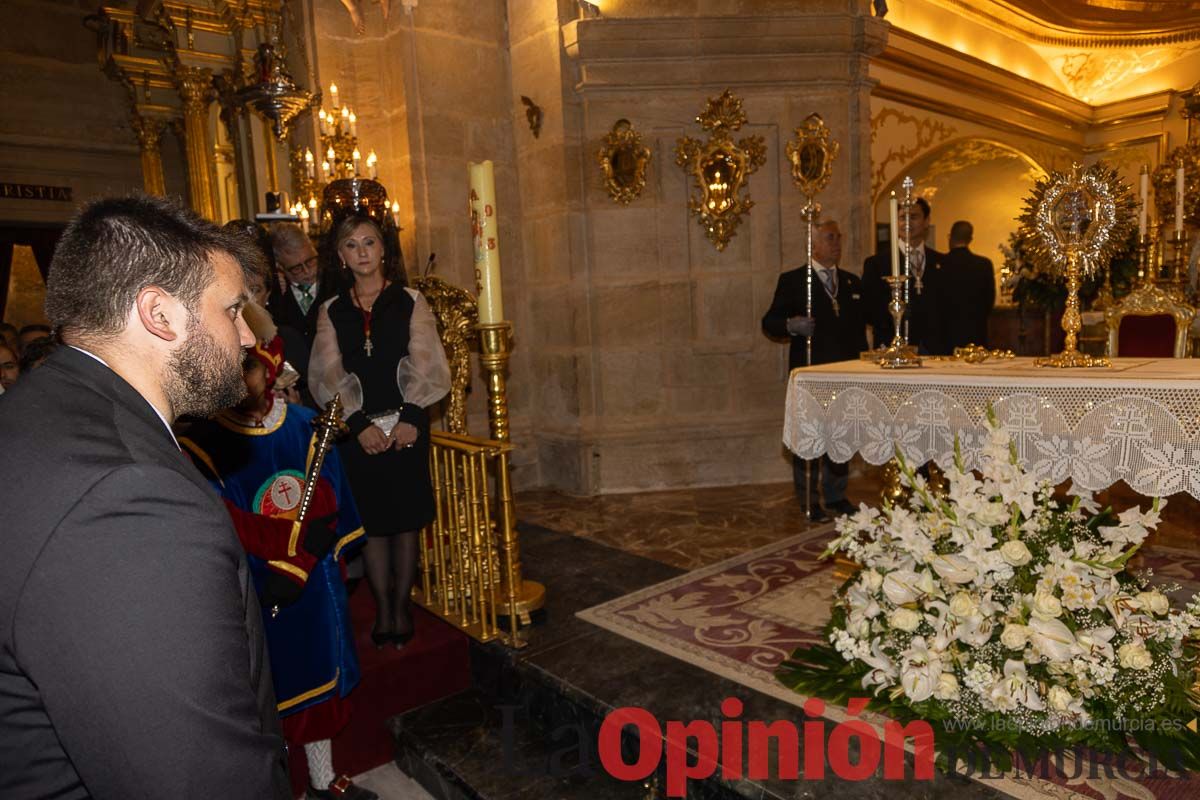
[413,275,478,435]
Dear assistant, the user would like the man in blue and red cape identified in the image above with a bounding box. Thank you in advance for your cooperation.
[181,336,377,800]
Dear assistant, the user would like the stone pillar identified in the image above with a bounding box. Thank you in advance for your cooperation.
[131,114,167,196]
[176,66,218,220]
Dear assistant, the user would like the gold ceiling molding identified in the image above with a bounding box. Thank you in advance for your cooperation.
[1053,45,1199,100]
[870,106,956,199]
[878,32,1091,129]
[919,139,1048,190]
[925,0,1200,49]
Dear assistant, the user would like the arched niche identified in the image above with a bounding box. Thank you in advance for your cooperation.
[872,139,1049,280]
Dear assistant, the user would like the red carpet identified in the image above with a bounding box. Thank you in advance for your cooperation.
[286,581,471,796]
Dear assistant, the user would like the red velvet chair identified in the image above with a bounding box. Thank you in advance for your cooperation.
[1105,283,1195,359]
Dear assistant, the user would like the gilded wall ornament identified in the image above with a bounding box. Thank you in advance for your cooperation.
[675,90,766,251]
[597,119,651,205]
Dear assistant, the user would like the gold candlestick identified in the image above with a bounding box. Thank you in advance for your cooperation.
[1169,229,1191,297]
[477,322,545,630]
[877,275,922,368]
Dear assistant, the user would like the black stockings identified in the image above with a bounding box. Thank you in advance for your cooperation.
[363,530,419,635]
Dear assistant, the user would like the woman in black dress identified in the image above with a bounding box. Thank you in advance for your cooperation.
[309,212,450,647]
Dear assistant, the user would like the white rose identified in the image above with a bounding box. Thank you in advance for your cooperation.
[935,672,960,700]
[890,607,922,632]
[882,570,921,605]
[861,569,883,592]
[1136,591,1169,616]
[949,591,979,618]
[1031,591,1063,620]
[1047,685,1073,712]
[1118,642,1153,670]
[999,539,1032,566]
[1000,623,1029,650]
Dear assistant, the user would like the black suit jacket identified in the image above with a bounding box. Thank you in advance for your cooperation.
[266,269,339,346]
[861,246,950,355]
[762,265,868,369]
[940,246,996,350]
[0,348,290,799]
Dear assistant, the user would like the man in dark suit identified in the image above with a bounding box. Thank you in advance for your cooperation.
[941,220,996,350]
[861,196,949,355]
[762,220,867,521]
[268,222,337,347]
[0,196,291,798]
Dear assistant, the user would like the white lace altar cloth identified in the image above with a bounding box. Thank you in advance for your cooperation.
[784,357,1200,498]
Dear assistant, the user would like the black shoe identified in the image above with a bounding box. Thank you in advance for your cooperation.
[807,506,829,523]
[308,776,379,800]
[370,626,393,650]
[827,499,856,516]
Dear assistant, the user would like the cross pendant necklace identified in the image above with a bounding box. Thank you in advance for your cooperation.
[351,280,388,358]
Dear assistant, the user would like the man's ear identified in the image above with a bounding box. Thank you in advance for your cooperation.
[134,286,184,343]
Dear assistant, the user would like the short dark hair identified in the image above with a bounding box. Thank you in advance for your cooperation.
[19,336,57,372]
[949,220,973,245]
[45,195,256,339]
[913,197,931,219]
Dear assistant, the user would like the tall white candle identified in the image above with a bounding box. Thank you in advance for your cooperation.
[329,83,339,108]
[468,160,504,324]
[1139,165,1149,239]
[1176,163,1186,236]
[304,148,314,179]
[349,111,358,138]
[888,192,900,278]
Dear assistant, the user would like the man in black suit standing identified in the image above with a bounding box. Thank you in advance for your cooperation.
[941,220,996,350]
[0,196,291,799]
[861,197,949,354]
[762,220,867,521]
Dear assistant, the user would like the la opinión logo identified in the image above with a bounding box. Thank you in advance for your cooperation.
[598,696,935,796]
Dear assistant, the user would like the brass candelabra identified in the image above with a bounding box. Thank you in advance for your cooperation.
[876,275,921,369]
[477,322,546,626]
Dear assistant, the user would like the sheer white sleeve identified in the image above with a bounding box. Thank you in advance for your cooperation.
[308,298,364,415]
[398,288,452,409]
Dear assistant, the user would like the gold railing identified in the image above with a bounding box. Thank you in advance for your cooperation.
[415,429,527,647]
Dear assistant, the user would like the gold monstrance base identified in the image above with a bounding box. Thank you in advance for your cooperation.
[1034,251,1110,369]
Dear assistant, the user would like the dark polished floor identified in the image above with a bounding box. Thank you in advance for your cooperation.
[514,463,1199,571]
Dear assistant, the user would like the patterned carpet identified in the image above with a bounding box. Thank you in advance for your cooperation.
[578,524,1200,800]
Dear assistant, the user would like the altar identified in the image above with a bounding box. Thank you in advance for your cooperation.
[784,357,1200,499]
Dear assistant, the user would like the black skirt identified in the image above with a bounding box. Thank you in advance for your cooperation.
[337,427,434,536]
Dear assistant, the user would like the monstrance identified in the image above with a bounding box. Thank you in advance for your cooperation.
[1028,163,1132,368]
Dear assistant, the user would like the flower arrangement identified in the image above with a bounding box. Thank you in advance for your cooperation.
[778,411,1200,768]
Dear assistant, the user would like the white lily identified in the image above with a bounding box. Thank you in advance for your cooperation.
[1027,615,1077,663]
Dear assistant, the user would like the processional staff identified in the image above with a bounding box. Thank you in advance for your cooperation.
[271,393,346,618]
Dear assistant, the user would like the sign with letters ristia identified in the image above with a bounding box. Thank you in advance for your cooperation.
[0,183,72,202]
